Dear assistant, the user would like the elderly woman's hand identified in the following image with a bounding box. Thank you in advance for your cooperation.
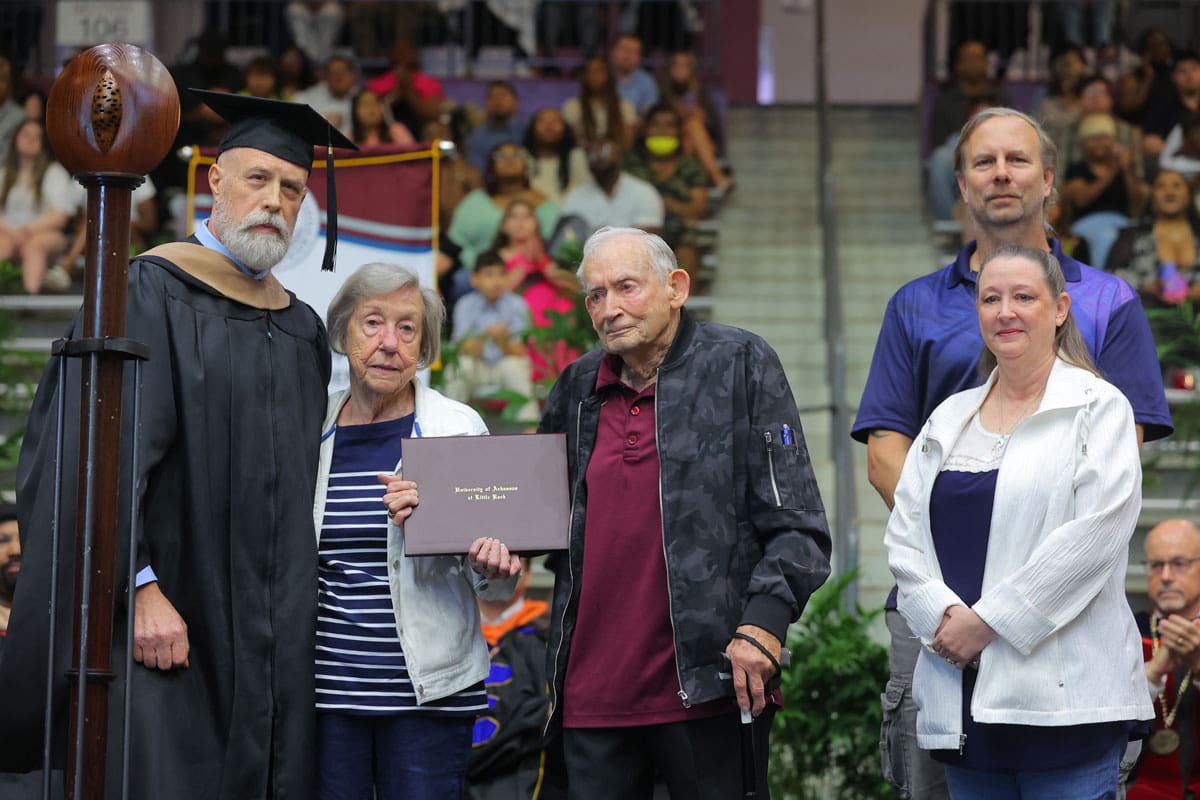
[932,605,998,669]
[468,537,522,580]
[378,474,419,523]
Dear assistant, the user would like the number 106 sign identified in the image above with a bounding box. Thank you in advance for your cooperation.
[56,1,152,48]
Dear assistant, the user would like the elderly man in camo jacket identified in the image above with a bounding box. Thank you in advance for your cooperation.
[537,226,832,800]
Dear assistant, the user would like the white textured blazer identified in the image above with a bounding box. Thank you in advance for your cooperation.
[885,357,1153,751]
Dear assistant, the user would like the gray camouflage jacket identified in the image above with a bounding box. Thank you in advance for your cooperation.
[539,310,832,730]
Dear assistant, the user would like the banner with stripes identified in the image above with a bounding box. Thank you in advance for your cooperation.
[187,144,441,390]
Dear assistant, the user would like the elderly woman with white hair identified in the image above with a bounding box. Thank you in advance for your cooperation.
[313,262,521,799]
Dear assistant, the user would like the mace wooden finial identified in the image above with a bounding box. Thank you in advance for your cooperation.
[46,42,178,176]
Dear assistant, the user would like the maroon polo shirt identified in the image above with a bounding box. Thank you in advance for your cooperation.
[563,354,726,728]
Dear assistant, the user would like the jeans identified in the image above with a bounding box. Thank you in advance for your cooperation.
[1070,210,1129,271]
[882,608,950,799]
[1056,1,1116,47]
[317,712,474,800]
[944,738,1124,799]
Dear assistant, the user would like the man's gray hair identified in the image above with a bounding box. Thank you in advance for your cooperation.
[577,226,678,286]
[952,106,1059,234]
[326,262,444,367]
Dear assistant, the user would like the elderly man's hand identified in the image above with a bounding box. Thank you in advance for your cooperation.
[467,537,521,580]
[134,582,190,670]
[725,624,782,717]
[378,474,419,523]
[1159,614,1200,673]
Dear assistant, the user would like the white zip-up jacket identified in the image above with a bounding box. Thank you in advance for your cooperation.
[885,358,1153,750]
[312,378,519,704]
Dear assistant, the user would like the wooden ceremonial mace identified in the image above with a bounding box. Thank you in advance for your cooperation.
[45,44,178,799]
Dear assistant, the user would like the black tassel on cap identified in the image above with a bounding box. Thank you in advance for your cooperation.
[322,142,337,272]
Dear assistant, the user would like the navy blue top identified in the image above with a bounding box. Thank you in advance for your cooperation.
[927,467,1128,771]
[315,414,486,716]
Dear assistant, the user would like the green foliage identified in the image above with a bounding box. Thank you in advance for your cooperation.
[770,573,891,800]
[0,260,42,473]
[1145,302,1200,494]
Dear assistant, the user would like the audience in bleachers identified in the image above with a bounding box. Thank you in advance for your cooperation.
[1159,111,1200,185]
[0,119,78,294]
[285,1,346,66]
[1108,169,1200,306]
[293,54,359,137]
[241,56,282,100]
[466,80,525,172]
[1059,73,1145,186]
[1117,29,1181,157]
[561,55,637,151]
[366,39,446,136]
[422,114,482,229]
[562,137,663,233]
[444,249,541,425]
[448,142,558,276]
[611,33,659,117]
[659,49,730,188]
[491,198,580,382]
[277,43,317,99]
[1031,44,1087,149]
[622,103,707,274]
[522,107,589,208]
[1062,113,1148,270]
[350,88,414,147]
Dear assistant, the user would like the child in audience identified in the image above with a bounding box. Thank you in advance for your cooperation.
[445,250,541,424]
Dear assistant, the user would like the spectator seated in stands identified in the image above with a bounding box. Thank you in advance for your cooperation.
[350,88,414,148]
[447,141,559,278]
[611,33,659,117]
[1117,29,1178,155]
[522,107,589,208]
[1160,111,1200,186]
[0,502,18,643]
[660,49,732,189]
[240,56,281,100]
[563,137,664,234]
[1108,169,1200,307]
[468,557,564,800]
[285,1,346,66]
[292,54,359,138]
[0,119,80,294]
[1031,44,1087,150]
[622,103,708,275]
[492,198,580,382]
[443,250,541,425]
[421,114,481,230]
[466,80,525,172]
[1059,74,1144,188]
[278,43,317,100]
[561,55,637,151]
[1063,112,1148,269]
[365,39,445,137]
[59,175,159,292]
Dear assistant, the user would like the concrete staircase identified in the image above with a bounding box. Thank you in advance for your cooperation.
[707,105,940,630]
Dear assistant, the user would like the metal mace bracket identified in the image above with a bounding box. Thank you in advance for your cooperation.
[50,337,150,362]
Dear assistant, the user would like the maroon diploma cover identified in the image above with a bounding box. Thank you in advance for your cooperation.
[400,433,570,555]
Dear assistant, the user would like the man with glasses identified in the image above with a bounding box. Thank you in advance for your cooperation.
[1127,519,1200,798]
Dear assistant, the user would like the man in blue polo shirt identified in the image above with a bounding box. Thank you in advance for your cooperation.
[855,106,1172,800]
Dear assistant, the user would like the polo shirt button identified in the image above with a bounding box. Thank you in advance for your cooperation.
[630,406,641,416]
[627,433,638,446]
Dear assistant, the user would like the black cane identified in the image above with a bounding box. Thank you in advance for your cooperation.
[721,646,791,799]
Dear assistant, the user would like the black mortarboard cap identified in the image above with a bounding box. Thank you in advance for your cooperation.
[189,89,359,271]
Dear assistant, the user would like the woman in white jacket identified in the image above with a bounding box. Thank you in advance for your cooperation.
[312,263,521,800]
[885,244,1153,798]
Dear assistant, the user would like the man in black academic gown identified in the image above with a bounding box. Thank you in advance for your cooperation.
[0,93,356,799]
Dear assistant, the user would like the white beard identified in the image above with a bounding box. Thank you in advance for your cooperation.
[210,205,292,272]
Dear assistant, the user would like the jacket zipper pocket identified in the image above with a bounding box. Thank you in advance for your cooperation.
[764,431,782,507]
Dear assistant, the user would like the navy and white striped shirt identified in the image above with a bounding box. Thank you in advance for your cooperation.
[315,414,485,715]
